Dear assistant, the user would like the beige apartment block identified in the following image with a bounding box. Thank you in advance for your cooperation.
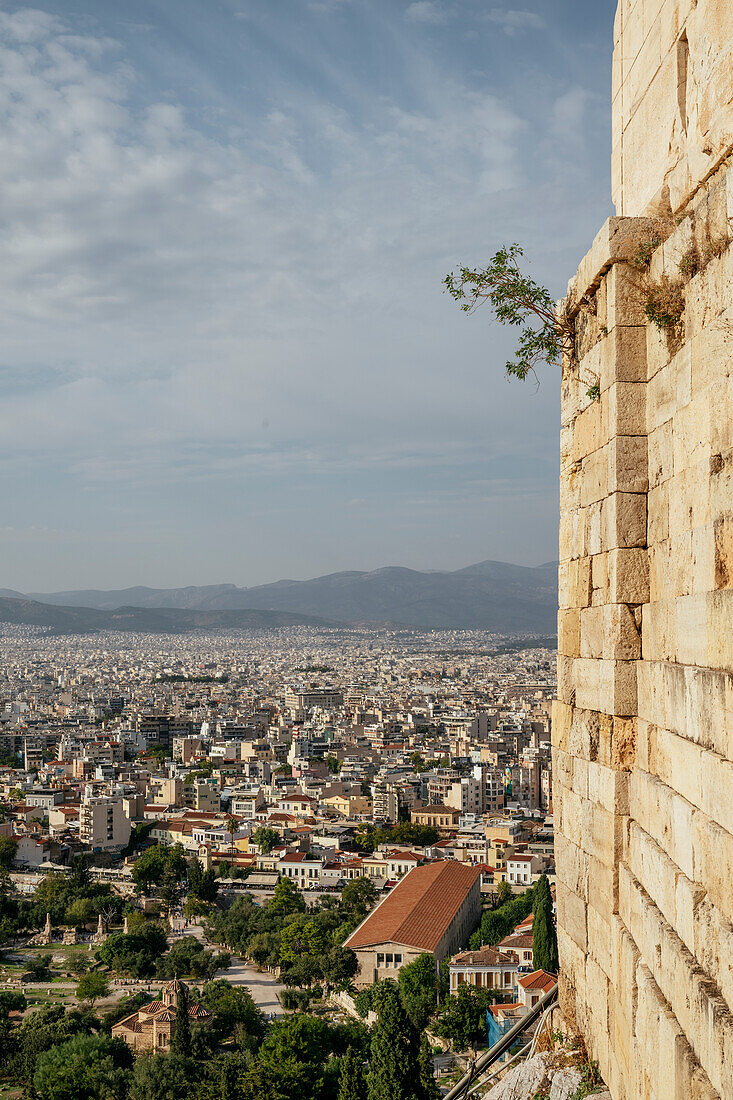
[554,3,733,1099]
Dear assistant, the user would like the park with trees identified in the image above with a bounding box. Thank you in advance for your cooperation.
[0,833,557,1100]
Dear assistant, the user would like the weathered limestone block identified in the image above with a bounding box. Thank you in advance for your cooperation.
[686,248,733,343]
[556,879,588,953]
[558,556,592,609]
[569,216,662,305]
[602,491,647,549]
[601,324,648,389]
[629,769,696,882]
[692,810,733,926]
[604,547,650,604]
[587,902,613,981]
[694,895,733,1016]
[551,699,572,752]
[573,657,638,716]
[636,661,733,758]
[647,419,674,489]
[671,389,712,476]
[558,607,580,658]
[609,434,649,495]
[620,865,733,1100]
[607,381,647,438]
[706,590,733,671]
[580,603,641,660]
[627,819,702,956]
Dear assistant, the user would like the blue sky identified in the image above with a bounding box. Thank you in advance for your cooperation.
[0,1,615,590]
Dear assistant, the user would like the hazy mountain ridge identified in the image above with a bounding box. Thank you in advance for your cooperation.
[17,559,559,632]
[0,597,335,635]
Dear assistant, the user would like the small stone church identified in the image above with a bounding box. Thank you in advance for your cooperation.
[112,978,212,1053]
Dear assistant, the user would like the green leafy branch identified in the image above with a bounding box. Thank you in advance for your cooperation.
[445,244,598,398]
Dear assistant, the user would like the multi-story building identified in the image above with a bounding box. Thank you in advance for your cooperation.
[79,787,131,851]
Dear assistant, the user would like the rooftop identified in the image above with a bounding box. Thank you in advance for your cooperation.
[344,860,480,952]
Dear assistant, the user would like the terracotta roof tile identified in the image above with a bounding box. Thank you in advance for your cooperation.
[344,861,480,953]
[518,969,557,993]
[450,947,517,966]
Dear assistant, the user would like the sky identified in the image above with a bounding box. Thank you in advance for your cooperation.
[0,0,616,592]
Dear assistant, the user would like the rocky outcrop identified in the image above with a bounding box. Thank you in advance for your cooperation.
[484,1053,611,1100]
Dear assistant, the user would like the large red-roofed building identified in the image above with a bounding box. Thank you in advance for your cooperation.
[344,860,481,988]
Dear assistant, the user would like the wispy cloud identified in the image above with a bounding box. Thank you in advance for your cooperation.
[485,8,544,35]
[0,2,611,586]
[405,2,447,24]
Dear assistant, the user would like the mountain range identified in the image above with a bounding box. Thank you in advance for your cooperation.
[0,598,335,635]
[0,560,558,633]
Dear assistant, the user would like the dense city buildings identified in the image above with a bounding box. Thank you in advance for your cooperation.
[0,624,555,888]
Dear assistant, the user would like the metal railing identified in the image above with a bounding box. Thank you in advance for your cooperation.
[442,983,558,1100]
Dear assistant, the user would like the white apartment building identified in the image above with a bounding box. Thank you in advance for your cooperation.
[79,788,131,851]
[506,853,542,885]
[445,776,482,816]
[230,788,266,819]
[472,764,506,814]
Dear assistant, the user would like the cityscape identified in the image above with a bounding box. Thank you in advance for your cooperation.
[1,0,732,1097]
[0,621,560,1097]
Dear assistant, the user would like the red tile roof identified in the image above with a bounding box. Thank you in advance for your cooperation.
[344,860,481,953]
[518,969,557,993]
[499,933,533,949]
[450,947,518,966]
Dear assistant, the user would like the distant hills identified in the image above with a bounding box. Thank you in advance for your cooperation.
[0,560,559,634]
[0,597,335,635]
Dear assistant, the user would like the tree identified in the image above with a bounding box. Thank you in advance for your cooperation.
[65,897,96,931]
[341,877,377,918]
[338,1045,367,1100]
[444,244,581,390]
[0,836,17,870]
[0,989,27,1044]
[433,985,499,1051]
[200,979,266,1049]
[493,881,513,908]
[156,936,226,980]
[188,858,218,903]
[130,1053,196,1100]
[224,814,240,856]
[268,877,306,917]
[532,875,558,973]
[323,946,358,990]
[33,1033,133,1100]
[367,984,421,1100]
[96,923,168,978]
[75,971,110,1006]
[257,1014,330,1100]
[397,952,440,1030]
[469,884,535,949]
[418,1035,440,1100]
[280,917,329,967]
[251,827,279,855]
[131,844,187,896]
[173,983,191,1057]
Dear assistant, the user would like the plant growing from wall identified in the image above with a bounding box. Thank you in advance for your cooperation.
[445,245,601,399]
[445,245,573,380]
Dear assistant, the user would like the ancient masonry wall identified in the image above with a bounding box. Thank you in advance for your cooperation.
[553,3,733,1099]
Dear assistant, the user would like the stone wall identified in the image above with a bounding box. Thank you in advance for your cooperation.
[553,4,733,1099]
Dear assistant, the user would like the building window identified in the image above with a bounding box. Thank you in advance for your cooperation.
[386,954,393,966]
[377,953,384,967]
[394,954,402,965]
